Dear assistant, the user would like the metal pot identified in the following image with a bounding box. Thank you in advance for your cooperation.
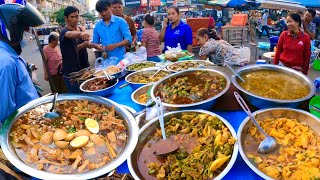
[0,94,139,179]
[128,110,238,180]
[125,69,170,91]
[150,69,230,110]
[237,108,320,180]
[80,76,118,97]
[231,64,316,109]
[166,60,216,73]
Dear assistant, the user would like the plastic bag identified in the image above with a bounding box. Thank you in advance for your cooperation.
[94,57,105,71]
[117,46,147,68]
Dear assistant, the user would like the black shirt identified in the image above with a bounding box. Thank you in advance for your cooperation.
[60,27,89,75]
[78,27,90,69]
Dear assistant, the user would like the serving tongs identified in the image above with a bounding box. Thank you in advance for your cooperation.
[152,97,179,157]
[102,69,117,85]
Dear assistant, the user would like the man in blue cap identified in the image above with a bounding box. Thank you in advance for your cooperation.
[0,2,45,123]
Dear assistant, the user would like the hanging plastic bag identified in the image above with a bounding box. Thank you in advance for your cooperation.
[104,56,120,67]
[94,57,105,71]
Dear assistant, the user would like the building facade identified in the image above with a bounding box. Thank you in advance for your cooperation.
[27,0,89,22]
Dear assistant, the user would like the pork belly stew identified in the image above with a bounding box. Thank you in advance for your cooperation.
[10,100,127,174]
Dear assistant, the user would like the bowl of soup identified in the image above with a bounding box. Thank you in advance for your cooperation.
[131,84,153,108]
[151,69,230,110]
[238,108,320,180]
[231,64,316,109]
[128,110,238,180]
[0,94,139,179]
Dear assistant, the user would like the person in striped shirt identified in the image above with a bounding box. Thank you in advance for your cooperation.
[141,14,162,62]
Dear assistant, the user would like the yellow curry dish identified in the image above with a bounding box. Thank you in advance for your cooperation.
[244,117,320,180]
[137,112,236,180]
[10,100,127,174]
[238,70,309,100]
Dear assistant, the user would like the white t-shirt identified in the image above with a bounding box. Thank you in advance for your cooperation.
[262,13,268,26]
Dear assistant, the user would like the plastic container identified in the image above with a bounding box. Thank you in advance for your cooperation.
[231,14,248,26]
[313,59,320,71]
[309,96,320,118]
[257,42,270,49]
[315,77,320,92]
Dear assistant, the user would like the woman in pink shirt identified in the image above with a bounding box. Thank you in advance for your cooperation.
[43,32,67,93]
[141,14,162,62]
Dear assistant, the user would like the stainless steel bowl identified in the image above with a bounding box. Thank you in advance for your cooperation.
[166,60,216,73]
[231,64,316,109]
[150,69,230,110]
[80,76,118,97]
[0,94,139,180]
[238,108,320,180]
[131,84,153,109]
[128,110,238,180]
[125,69,170,91]
[124,61,157,73]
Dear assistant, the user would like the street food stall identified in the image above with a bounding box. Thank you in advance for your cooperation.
[0,56,319,179]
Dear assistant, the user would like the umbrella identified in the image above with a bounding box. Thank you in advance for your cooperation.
[227,0,248,7]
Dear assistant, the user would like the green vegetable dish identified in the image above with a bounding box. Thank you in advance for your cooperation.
[127,62,156,71]
[137,112,236,180]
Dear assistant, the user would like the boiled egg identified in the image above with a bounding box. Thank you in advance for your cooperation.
[85,118,99,134]
[70,136,89,148]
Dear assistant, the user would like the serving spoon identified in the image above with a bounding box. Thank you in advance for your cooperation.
[44,93,60,119]
[225,63,245,82]
[234,92,277,154]
[152,97,179,157]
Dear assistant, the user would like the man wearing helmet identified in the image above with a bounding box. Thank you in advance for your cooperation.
[0,2,45,123]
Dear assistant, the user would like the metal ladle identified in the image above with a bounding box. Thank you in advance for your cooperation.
[44,93,60,119]
[234,92,277,154]
[152,97,179,157]
[225,63,245,82]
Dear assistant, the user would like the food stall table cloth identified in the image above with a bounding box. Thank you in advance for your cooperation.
[107,80,263,179]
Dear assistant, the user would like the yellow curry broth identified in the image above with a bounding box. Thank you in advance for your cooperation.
[238,70,309,100]
[244,118,320,180]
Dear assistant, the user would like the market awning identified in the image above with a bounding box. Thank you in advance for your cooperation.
[207,0,230,6]
[289,0,320,8]
[207,0,250,7]
[258,0,306,11]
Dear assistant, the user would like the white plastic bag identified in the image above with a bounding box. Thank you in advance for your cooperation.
[117,47,147,68]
